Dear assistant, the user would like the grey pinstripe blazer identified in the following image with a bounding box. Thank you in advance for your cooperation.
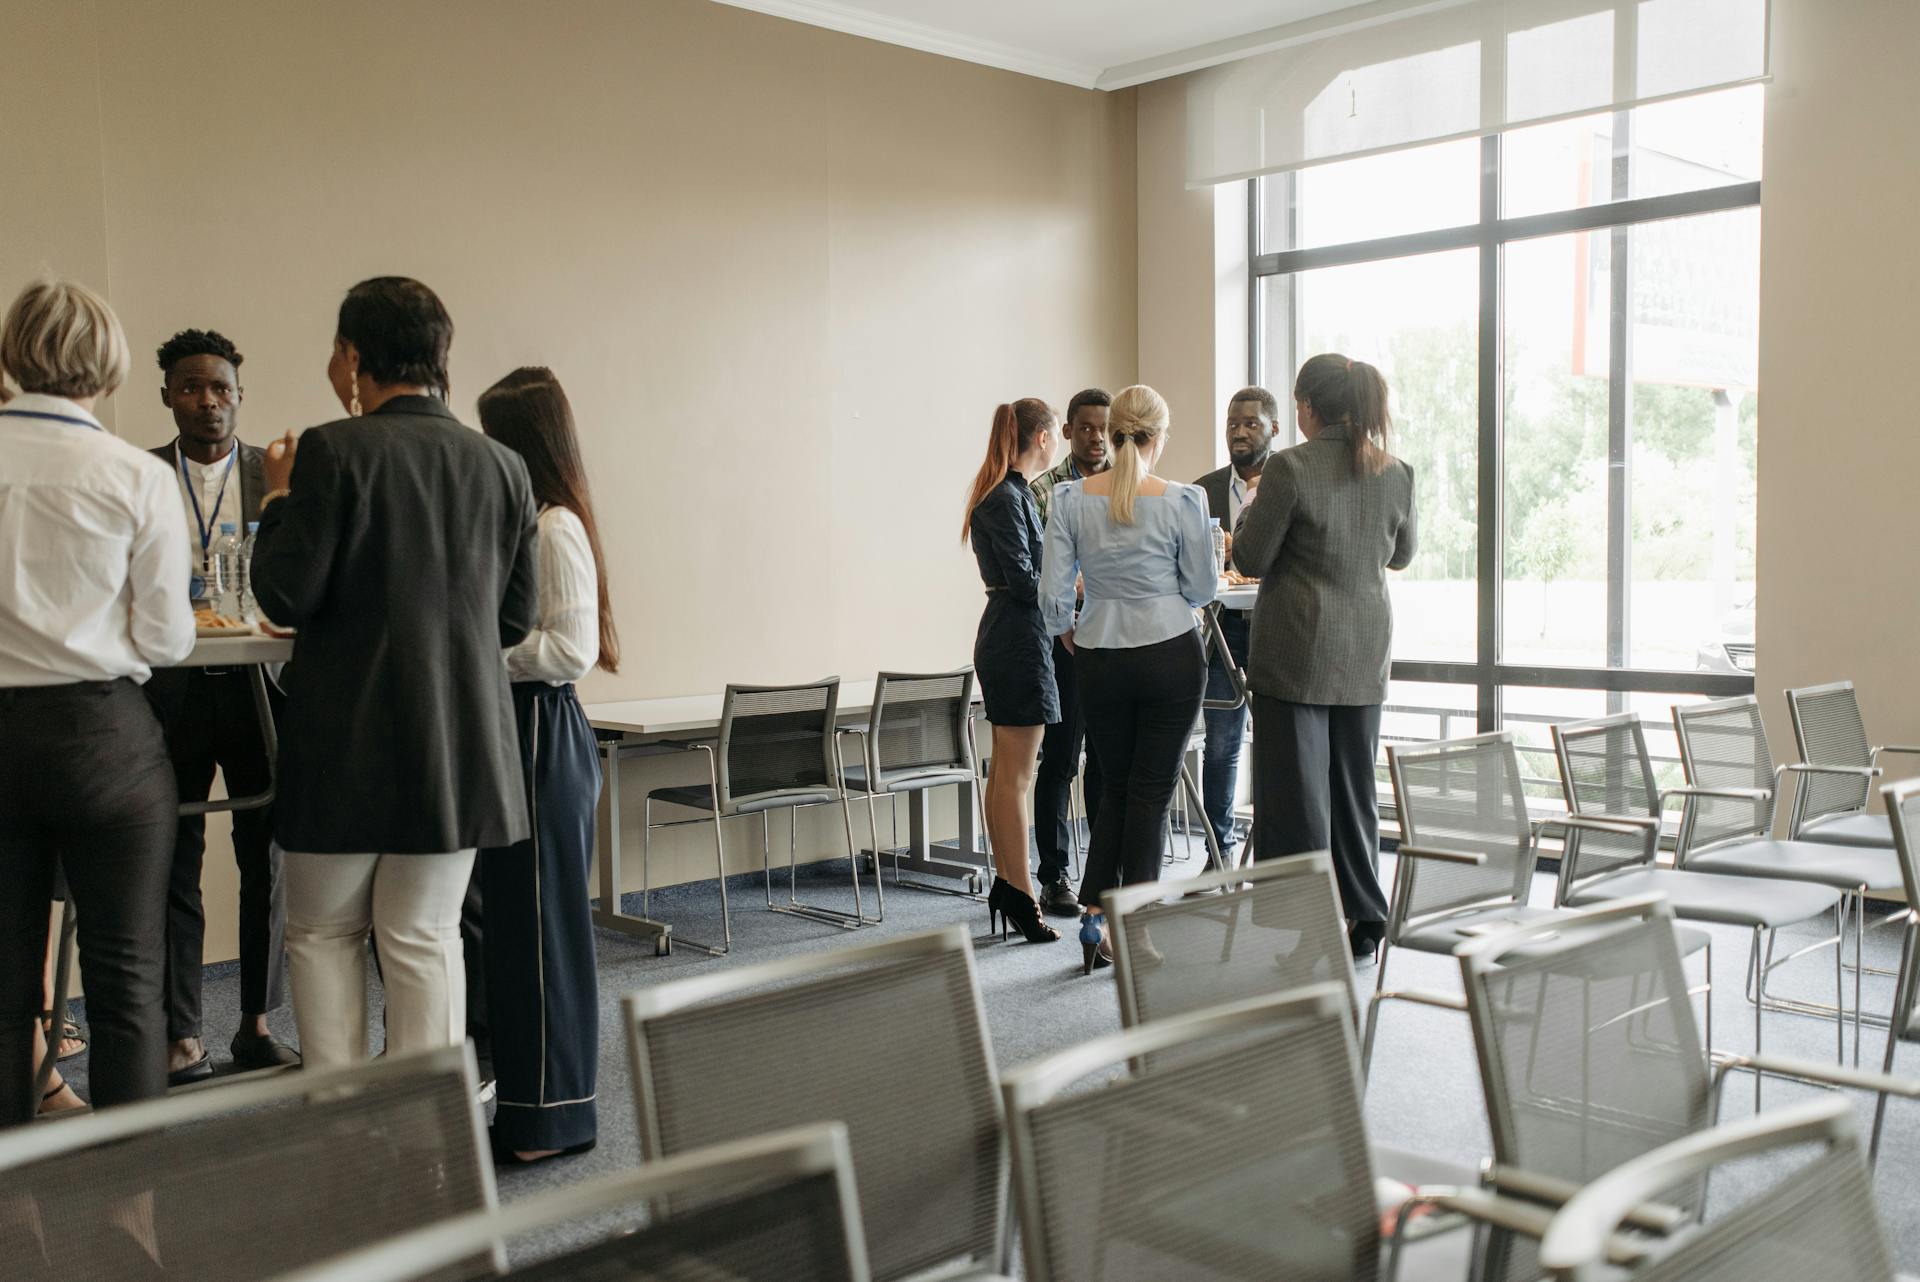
[1229,426,1416,706]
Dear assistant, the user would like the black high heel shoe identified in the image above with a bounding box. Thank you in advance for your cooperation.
[987,878,1060,944]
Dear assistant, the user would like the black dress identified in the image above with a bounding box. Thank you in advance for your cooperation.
[970,471,1060,728]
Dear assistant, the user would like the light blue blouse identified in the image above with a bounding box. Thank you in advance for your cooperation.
[1039,480,1217,649]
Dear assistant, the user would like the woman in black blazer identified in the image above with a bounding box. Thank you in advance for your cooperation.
[252,277,538,1069]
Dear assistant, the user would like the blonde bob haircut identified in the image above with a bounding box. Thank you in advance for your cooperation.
[0,279,131,401]
[1103,383,1170,525]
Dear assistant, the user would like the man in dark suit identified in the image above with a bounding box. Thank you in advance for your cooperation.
[1192,387,1282,867]
[144,328,299,1081]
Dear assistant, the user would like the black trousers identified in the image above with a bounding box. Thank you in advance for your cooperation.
[1074,629,1207,906]
[0,680,174,1125]
[1033,636,1103,884]
[145,667,286,1037]
[1248,696,1391,925]
[479,683,600,1151]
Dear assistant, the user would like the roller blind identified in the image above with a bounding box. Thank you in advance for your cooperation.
[1186,0,1769,187]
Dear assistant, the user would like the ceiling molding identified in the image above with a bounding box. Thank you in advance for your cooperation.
[709,0,1105,89]
[1095,0,1469,90]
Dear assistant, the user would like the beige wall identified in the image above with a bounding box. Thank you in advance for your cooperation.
[1755,0,1920,787]
[4,0,1137,962]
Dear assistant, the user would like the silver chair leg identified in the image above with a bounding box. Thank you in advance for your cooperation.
[1869,919,1916,1165]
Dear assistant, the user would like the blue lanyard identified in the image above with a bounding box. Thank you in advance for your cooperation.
[0,407,101,431]
[176,442,239,557]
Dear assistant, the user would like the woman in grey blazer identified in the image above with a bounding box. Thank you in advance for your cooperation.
[1230,354,1416,963]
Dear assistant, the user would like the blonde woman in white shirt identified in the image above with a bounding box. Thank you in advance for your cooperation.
[0,280,195,1125]
[474,367,619,1165]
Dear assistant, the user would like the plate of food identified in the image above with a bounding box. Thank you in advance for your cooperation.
[194,608,250,637]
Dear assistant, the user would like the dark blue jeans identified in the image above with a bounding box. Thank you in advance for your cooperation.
[1201,609,1253,863]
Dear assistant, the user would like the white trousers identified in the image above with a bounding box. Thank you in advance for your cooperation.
[283,849,477,1070]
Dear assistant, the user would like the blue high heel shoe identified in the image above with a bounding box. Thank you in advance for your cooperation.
[1079,913,1111,974]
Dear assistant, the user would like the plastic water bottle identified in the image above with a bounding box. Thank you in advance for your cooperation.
[211,522,242,616]
[240,521,260,621]
[1209,518,1227,578]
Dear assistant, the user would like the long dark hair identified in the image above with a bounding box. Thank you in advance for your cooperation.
[960,398,1054,542]
[477,367,620,674]
[1294,352,1392,476]
[337,277,453,396]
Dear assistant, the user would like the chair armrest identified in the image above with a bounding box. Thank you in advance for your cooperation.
[1658,785,1771,807]
[1398,843,1487,867]
[1783,762,1882,779]
[1383,1186,1651,1270]
[1487,1165,1688,1233]
[1560,814,1659,838]
[1712,1052,1920,1102]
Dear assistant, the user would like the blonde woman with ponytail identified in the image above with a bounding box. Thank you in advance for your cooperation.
[1038,385,1216,973]
[1230,353,1416,965]
[963,398,1063,945]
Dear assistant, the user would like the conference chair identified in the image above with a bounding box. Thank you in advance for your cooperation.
[1786,679,1920,847]
[1537,1096,1899,1282]
[643,677,873,954]
[0,1046,493,1282]
[1369,732,1640,1072]
[623,925,1009,1282]
[1461,895,1920,1281]
[1001,985,1476,1282]
[267,1123,870,1282]
[1549,710,1846,1078]
[1669,696,1901,1058]
[838,667,986,901]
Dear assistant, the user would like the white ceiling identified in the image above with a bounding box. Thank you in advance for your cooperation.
[709,0,1384,90]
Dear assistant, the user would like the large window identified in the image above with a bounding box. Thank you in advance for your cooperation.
[1252,85,1761,760]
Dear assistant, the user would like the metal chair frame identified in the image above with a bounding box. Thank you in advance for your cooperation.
[641,677,872,955]
[1669,696,1897,1061]
[623,924,1009,1281]
[267,1123,871,1282]
[1537,1096,1893,1282]
[1869,775,1920,1164]
[1784,679,1920,840]
[836,668,987,902]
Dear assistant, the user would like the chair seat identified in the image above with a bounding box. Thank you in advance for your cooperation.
[1397,905,1567,955]
[841,763,975,795]
[1688,838,1899,892]
[1797,811,1894,849]
[1568,868,1841,928]
[648,782,842,815]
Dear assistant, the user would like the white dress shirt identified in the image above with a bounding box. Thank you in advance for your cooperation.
[505,505,599,684]
[173,442,245,573]
[0,393,196,686]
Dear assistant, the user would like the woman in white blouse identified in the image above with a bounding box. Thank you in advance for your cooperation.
[0,280,195,1124]
[475,367,619,1164]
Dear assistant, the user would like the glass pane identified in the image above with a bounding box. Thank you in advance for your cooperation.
[1625,207,1759,671]
[1499,689,1710,819]
[1263,248,1480,662]
[1501,84,1762,219]
[1380,680,1478,796]
[1260,135,1480,254]
[1502,232,1610,669]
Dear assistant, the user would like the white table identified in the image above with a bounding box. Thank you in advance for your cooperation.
[584,679,989,954]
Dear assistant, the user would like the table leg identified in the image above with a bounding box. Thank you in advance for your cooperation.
[592,738,673,956]
[877,781,988,894]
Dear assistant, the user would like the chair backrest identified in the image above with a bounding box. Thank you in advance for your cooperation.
[716,678,840,811]
[1671,696,1777,852]
[1102,852,1359,1043]
[267,1124,870,1282]
[1459,896,1711,1282]
[1538,1097,1895,1282]
[1879,777,1920,1046]
[623,926,1002,1282]
[0,1046,493,1282]
[1387,732,1537,924]
[1003,985,1378,1282]
[1787,680,1875,826]
[867,669,974,781]
[1552,713,1664,884]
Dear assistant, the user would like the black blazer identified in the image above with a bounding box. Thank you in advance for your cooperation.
[252,396,539,853]
[149,437,268,529]
[1194,463,1235,526]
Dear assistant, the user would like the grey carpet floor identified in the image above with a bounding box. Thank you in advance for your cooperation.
[56,839,1920,1271]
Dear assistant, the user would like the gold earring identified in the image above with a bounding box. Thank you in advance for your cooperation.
[349,377,362,417]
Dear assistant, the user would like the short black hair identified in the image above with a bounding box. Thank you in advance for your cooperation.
[336,276,453,395]
[1228,385,1279,422]
[1065,387,1111,425]
[156,328,243,378]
